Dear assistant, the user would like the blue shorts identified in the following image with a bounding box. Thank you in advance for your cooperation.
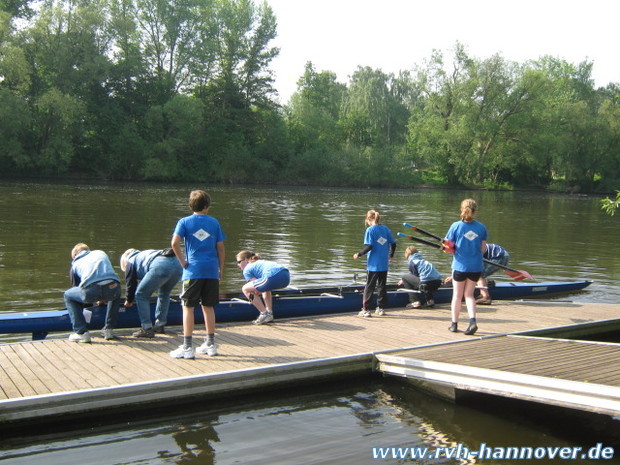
[253,269,290,292]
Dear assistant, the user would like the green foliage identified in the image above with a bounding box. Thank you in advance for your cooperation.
[0,2,619,190]
[601,191,620,216]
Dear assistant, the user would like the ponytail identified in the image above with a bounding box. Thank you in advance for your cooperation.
[460,198,477,222]
[366,209,380,225]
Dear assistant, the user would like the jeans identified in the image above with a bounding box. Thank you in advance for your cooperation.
[136,256,182,328]
[64,281,121,334]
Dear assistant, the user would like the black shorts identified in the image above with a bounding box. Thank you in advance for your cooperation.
[181,279,220,307]
[452,270,481,282]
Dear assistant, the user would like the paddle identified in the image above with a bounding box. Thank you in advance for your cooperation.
[401,223,455,253]
[396,232,454,253]
[398,227,534,281]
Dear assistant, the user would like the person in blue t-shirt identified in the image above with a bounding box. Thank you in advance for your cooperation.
[170,190,226,359]
[236,250,291,325]
[476,243,510,305]
[445,198,487,336]
[353,210,396,317]
[397,245,443,308]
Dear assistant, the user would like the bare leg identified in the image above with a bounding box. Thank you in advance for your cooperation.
[183,305,195,337]
[262,291,273,312]
[463,279,478,319]
[451,279,466,323]
[242,282,266,313]
[478,277,490,300]
[201,305,216,334]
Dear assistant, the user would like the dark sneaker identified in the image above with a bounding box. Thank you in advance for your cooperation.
[153,324,166,334]
[132,327,155,338]
[448,322,458,332]
[464,323,478,335]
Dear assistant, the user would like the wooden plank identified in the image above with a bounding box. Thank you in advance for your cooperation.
[0,345,39,397]
[0,300,619,412]
[12,343,65,393]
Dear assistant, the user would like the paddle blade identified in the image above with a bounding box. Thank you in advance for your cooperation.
[441,239,455,254]
[502,269,533,281]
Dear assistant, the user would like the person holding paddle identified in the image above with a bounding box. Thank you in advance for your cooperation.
[476,243,510,305]
[445,199,487,336]
[353,209,396,317]
[236,250,291,324]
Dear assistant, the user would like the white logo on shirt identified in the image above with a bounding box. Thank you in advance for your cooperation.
[193,229,211,241]
[464,231,479,241]
[377,236,387,245]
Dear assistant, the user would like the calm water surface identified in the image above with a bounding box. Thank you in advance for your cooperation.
[1,379,619,465]
[1,181,619,314]
[1,181,619,464]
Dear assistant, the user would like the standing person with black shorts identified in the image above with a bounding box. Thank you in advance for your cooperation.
[445,199,487,336]
[170,190,226,359]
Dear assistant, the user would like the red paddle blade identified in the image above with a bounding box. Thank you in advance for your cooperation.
[441,239,455,254]
[502,269,533,281]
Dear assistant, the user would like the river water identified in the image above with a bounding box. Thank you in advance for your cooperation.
[1,181,619,463]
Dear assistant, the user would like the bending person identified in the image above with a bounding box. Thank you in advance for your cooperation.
[64,243,121,342]
[236,250,290,325]
[476,243,510,305]
[120,248,182,337]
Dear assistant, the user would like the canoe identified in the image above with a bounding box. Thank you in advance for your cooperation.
[0,280,592,340]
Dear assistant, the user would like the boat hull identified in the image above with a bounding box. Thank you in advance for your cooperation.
[0,281,592,340]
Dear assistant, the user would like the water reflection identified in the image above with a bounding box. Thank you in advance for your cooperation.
[1,380,618,465]
[1,182,619,318]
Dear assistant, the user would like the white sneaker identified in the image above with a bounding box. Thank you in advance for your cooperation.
[253,311,274,325]
[101,328,115,340]
[169,345,195,359]
[196,342,218,356]
[375,308,385,316]
[358,309,372,317]
[68,331,91,343]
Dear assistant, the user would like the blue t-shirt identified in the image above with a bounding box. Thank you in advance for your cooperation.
[445,220,488,272]
[363,224,395,272]
[173,214,226,280]
[243,260,287,281]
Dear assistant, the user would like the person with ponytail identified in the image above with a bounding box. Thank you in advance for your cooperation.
[445,198,487,335]
[353,209,396,317]
[236,250,291,325]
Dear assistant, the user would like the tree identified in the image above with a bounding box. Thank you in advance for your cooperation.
[601,191,620,216]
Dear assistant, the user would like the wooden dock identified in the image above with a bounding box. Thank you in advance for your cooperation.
[1,300,620,426]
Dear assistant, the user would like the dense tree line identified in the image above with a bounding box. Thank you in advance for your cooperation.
[1,0,619,192]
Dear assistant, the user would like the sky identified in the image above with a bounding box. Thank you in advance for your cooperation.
[266,0,620,104]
